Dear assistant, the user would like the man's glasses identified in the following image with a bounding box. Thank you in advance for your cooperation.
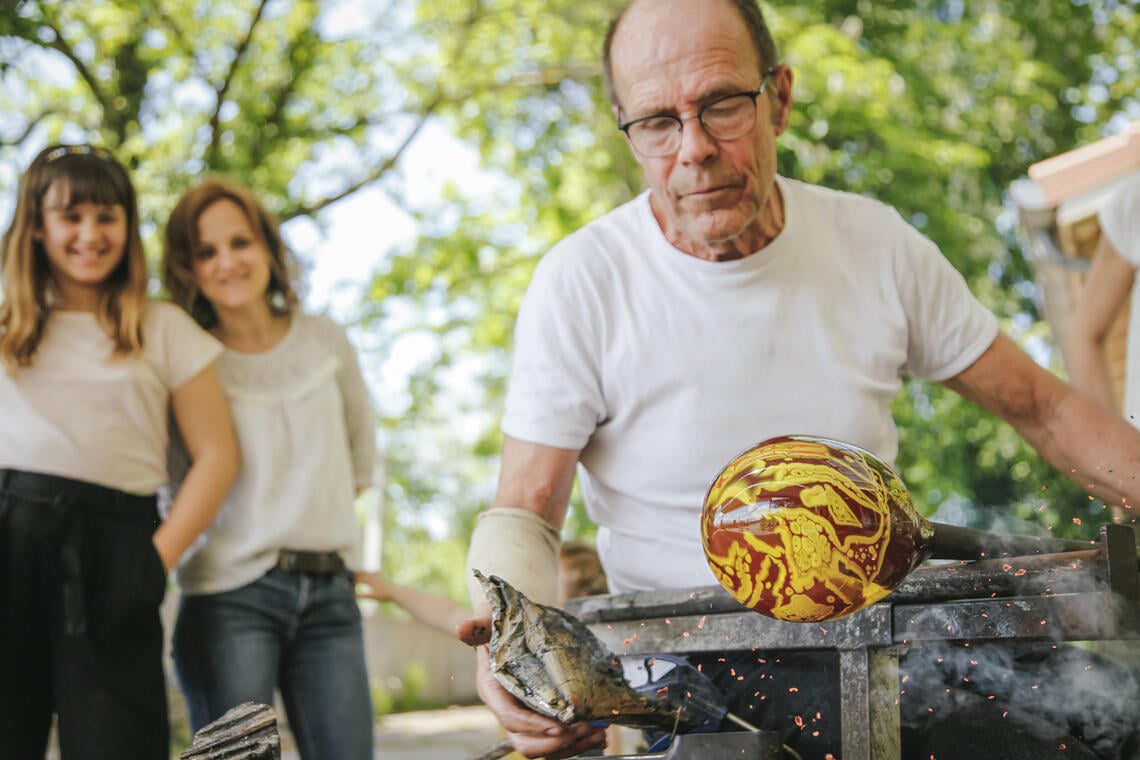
[618,68,778,157]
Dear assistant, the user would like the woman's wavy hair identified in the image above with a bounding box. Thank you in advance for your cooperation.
[163,177,298,329]
[0,144,147,373]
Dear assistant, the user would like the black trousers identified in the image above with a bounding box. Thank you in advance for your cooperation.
[690,643,1139,760]
[0,469,169,760]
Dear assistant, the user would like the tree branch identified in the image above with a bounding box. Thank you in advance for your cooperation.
[208,0,271,162]
[0,110,54,148]
[31,7,115,124]
[283,98,442,220]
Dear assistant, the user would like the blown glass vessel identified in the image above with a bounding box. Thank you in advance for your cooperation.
[701,435,934,622]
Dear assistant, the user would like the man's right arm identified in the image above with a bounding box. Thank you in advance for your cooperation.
[459,434,607,758]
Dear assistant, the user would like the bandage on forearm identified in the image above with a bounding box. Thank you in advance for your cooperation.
[466,507,561,608]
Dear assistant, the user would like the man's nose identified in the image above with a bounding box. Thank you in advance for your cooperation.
[676,117,719,164]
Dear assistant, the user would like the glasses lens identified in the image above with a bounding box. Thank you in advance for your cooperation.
[701,94,758,141]
[628,116,681,157]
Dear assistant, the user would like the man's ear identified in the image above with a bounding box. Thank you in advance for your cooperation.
[771,64,794,135]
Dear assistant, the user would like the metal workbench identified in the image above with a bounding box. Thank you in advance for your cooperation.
[566,524,1139,760]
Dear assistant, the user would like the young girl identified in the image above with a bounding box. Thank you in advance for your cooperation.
[0,144,239,759]
[162,178,377,760]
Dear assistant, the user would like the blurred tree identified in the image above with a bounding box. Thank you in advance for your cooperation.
[1,0,1137,595]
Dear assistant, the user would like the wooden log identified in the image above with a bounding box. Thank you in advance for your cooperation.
[179,702,281,760]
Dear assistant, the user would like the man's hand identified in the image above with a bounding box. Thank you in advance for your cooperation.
[458,616,607,759]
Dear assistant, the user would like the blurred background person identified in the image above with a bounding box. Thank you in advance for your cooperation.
[1065,172,1140,427]
[162,177,377,760]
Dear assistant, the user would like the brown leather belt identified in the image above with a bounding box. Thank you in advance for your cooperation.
[276,550,346,576]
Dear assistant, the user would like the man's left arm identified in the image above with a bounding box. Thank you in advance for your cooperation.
[942,333,1140,512]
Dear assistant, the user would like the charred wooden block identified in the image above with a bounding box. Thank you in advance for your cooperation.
[179,702,280,760]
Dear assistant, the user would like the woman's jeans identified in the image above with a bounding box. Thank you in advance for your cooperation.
[0,469,168,760]
[173,566,374,760]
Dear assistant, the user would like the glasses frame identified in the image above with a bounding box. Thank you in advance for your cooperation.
[617,67,780,157]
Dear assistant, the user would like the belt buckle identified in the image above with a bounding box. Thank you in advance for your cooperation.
[278,551,299,573]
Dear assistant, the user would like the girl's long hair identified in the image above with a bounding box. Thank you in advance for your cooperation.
[0,144,148,373]
[163,177,298,329]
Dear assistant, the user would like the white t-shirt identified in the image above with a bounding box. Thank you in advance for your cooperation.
[172,312,376,595]
[0,301,222,495]
[503,177,999,593]
[1098,172,1140,428]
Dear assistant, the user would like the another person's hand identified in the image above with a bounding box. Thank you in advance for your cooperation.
[458,616,607,759]
[354,570,390,601]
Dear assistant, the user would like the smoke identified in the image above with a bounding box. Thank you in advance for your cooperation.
[898,641,1140,760]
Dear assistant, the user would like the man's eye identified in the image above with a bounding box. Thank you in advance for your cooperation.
[638,117,678,133]
[706,99,746,117]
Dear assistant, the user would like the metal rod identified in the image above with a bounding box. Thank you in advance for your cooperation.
[929,522,1094,560]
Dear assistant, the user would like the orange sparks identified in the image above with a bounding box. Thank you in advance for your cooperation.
[697,615,707,630]
[794,716,804,728]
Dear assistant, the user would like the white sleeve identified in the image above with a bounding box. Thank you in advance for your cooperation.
[146,302,224,390]
[1099,174,1140,266]
[891,212,1000,381]
[501,241,608,449]
[330,318,376,490]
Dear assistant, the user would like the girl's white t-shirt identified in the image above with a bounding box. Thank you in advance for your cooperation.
[0,301,222,494]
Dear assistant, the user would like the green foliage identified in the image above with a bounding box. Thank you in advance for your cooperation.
[3,0,1138,580]
[371,660,445,716]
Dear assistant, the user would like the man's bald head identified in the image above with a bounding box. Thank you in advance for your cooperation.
[601,0,781,110]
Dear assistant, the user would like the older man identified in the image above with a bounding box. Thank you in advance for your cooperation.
[460,0,1140,757]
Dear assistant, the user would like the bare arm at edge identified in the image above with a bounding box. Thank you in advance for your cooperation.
[157,364,240,571]
[1064,234,1136,413]
[943,332,1140,512]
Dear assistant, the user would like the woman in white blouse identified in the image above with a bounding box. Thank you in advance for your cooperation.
[162,178,376,760]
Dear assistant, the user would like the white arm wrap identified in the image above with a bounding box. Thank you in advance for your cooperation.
[466,507,561,609]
